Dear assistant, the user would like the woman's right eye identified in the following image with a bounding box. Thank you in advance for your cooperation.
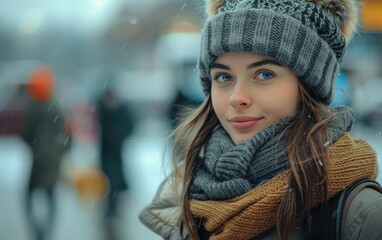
[213,73,232,83]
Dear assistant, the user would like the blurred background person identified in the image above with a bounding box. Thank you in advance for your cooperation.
[20,65,71,240]
[156,33,205,128]
[167,76,204,129]
[96,83,134,233]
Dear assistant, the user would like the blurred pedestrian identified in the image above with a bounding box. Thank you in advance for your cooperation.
[168,88,202,129]
[97,87,134,223]
[21,65,70,240]
[139,0,382,239]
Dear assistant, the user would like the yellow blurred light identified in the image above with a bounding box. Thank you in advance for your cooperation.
[19,8,44,34]
[361,0,382,31]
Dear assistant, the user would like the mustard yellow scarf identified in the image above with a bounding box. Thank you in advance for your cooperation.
[190,133,378,240]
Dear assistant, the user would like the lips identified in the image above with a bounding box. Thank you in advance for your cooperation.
[229,116,263,129]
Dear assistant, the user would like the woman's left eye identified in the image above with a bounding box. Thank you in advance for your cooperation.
[256,71,274,81]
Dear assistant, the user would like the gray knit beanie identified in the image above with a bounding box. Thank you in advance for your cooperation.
[198,0,359,105]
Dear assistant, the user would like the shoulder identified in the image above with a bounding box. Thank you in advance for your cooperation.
[344,186,382,239]
[139,171,184,239]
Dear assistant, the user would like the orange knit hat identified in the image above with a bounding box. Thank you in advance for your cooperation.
[27,65,55,101]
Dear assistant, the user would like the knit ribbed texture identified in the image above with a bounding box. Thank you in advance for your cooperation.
[189,107,354,200]
[198,0,355,104]
[189,120,289,200]
[189,133,378,240]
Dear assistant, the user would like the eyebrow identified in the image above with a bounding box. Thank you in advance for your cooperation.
[247,60,282,69]
[210,60,282,70]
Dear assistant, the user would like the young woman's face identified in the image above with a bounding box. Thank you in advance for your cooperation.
[210,52,300,144]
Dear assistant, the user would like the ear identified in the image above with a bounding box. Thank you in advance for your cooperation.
[309,0,359,41]
[206,0,226,15]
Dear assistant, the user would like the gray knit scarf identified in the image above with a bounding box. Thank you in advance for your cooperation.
[189,107,354,200]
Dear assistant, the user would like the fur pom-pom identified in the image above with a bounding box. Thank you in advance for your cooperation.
[206,0,226,15]
[341,0,359,40]
[309,0,359,41]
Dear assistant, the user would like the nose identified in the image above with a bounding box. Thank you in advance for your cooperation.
[229,81,252,109]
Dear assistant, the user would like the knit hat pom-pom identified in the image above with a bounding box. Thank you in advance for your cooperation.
[207,0,359,41]
[309,0,359,41]
[206,0,226,15]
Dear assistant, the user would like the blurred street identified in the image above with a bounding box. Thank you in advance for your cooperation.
[0,116,171,240]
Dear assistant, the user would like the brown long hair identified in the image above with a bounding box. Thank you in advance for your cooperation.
[171,84,335,240]
[170,95,218,240]
[276,85,333,239]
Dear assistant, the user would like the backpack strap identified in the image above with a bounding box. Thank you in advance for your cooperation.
[308,178,382,240]
[334,178,382,240]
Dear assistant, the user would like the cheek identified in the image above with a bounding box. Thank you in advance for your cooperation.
[261,87,299,117]
[211,91,226,118]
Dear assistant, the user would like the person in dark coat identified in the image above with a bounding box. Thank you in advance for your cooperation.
[21,65,70,240]
[97,87,134,221]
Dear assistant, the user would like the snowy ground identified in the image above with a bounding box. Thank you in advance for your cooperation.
[0,117,381,240]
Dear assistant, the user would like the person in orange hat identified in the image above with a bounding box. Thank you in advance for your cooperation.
[21,65,71,240]
[27,65,55,102]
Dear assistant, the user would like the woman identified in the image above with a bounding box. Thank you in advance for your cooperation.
[140,0,382,239]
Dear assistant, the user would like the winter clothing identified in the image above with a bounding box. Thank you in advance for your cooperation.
[189,134,378,239]
[139,1,382,239]
[139,133,381,240]
[21,98,70,240]
[97,89,134,218]
[139,176,185,240]
[27,65,55,102]
[98,98,132,194]
[189,108,353,200]
[21,100,69,191]
[198,0,359,104]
